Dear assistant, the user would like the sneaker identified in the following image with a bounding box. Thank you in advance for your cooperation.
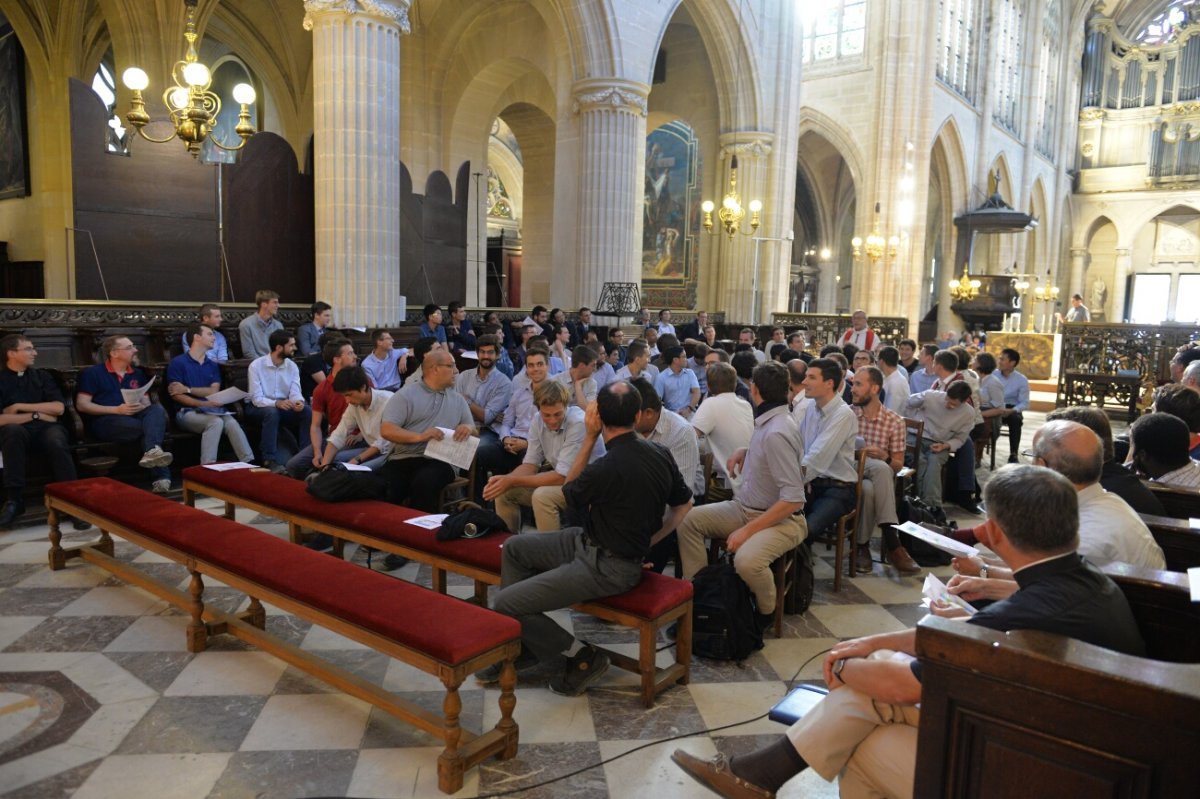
[0,499,24,529]
[854,544,874,574]
[262,461,288,475]
[302,533,335,552]
[382,554,409,571]
[139,446,174,469]
[67,515,92,531]
[548,644,610,697]
[151,479,172,495]
[475,650,540,685]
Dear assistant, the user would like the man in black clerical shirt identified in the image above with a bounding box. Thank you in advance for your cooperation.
[478,380,693,697]
[672,464,1144,799]
[0,335,88,530]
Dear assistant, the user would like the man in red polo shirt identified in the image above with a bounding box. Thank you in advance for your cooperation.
[76,335,173,493]
[286,337,362,478]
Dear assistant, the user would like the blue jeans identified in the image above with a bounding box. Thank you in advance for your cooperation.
[245,404,312,463]
[89,405,170,481]
[804,482,858,538]
[286,444,382,478]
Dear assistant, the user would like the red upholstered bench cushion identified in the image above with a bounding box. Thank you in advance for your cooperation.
[590,570,693,619]
[46,478,519,665]
[183,466,509,574]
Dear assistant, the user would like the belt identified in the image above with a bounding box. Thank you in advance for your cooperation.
[811,477,855,488]
[582,533,641,564]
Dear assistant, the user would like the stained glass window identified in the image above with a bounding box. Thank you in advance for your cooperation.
[936,0,981,102]
[802,0,866,64]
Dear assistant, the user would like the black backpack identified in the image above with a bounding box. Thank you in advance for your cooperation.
[306,463,387,502]
[785,541,815,616]
[690,559,764,661]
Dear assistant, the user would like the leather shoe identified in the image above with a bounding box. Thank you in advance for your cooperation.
[853,544,874,574]
[671,749,775,799]
[0,500,23,529]
[886,545,922,576]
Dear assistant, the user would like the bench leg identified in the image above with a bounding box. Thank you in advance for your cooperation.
[288,522,302,545]
[96,529,115,558]
[187,571,208,653]
[497,659,518,759]
[242,597,267,630]
[639,623,658,708]
[223,501,235,520]
[676,605,693,686]
[472,580,489,606]
[182,486,195,507]
[437,677,466,794]
[48,509,67,570]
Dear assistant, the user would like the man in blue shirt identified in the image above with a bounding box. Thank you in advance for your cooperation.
[995,347,1030,463]
[75,335,173,493]
[361,330,407,392]
[179,304,229,363]
[418,304,448,344]
[908,343,939,394]
[296,301,331,357]
[166,323,255,465]
[444,301,476,352]
[655,345,700,418]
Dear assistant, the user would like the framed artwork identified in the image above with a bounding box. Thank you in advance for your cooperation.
[642,120,700,307]
[0,26,31,200]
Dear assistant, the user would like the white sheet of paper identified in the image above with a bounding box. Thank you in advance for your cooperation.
[424,428,480,471]
[205,386,249,406]
[340,462,373,472]
[921,573,978,615]
[405,514,448,530]
[1189,518,1200,530]
[120,374,156,405]
[1190,567,1200,602]
[459,351,478,360]
[202,462,257,472]
[895,521,979,558]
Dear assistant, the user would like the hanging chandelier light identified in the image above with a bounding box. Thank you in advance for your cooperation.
[851,203,899,264]
[948,263,982,302]
[120,0,257,158]
[700,154,762,239]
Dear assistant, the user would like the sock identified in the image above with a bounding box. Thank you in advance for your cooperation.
[881,524,902,551]
[730,734,808,792]
[563,640,585,657]
[949,525,980,546]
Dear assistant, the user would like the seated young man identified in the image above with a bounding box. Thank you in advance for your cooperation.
[478,382,693,696]
[1128,412,1200,490]
[906,382,975,511]
[483,380,602,533]
[672,464,1146,799]
[75,335,174,493]
[246,330,312,473]
[360,329,407,392]
[323,365,393,471]
[166,323,255,466]
[296,300,332,356]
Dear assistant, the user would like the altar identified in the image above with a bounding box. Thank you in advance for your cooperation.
[986,331,1060,380]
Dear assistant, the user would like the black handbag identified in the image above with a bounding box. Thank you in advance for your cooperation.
[436,505,510,541]
[305,463,386,502]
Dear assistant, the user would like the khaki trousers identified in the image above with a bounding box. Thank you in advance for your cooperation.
[677,500,807,614]
[786,651,919,799]
[494,484,568,533]
[855,457,899,545]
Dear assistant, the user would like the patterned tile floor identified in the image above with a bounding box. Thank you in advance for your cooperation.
[0,416,1046,798]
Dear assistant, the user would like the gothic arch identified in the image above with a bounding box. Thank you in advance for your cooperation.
[1028,178,1049,270]
[988,153,1016,205]
[1125,201,1200,247]
[930,116,969,216]
[797,108,867,194]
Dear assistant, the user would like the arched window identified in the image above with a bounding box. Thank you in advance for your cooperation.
[1035,0,1061,159]
[936,0,981,102]
[1136,1,1200,44]
[802,0,866,64]
[992,0,1025,134]
[200,56,256,164]
[90,52,129,155]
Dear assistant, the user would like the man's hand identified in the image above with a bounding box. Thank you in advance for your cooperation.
[583,401,602,437]
[453,424,473,441]
[929,599,971,619]
[863,445,889,461]
[289,400,305,412]
[822,637,875,686]
[502,436,527,454]
[3,403,25,414]
[482,474,512,501]
[951,555,985,577]
[312,452,323,468]
[929,442,948,453]
[946,573,1016,602]
[423,428,446,442]
[167,381,189,396]
[727,448,747,479]
[115,402,143,416]
[726,526,752,553]
[274,399,289,411]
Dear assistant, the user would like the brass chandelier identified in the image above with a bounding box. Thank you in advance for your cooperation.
[701,155,762,239]
[948,263,982,302]
[120,0,257,158]
[851,203,899,265]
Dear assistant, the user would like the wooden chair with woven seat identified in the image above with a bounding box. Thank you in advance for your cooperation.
[810,450,869,592]
[437,462,478,512]
[899,417,923,499]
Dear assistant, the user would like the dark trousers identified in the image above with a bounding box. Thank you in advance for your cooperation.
[245,404,312,463]
[805,483,858,537]
[382,456,456,512]
[0,421,76,496]
[1002,410,1023,458]
[474,433,524,502]
[89,405,170,480]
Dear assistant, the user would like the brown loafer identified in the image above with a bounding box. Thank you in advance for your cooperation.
[886,545,922,576]
[671,750,775,799]
[854,544,874,574]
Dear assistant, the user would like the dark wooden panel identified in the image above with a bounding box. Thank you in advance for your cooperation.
[223,132,314,305]
[399,161,468,306]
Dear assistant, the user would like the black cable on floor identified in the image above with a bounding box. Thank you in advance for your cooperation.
[472,645,834,798]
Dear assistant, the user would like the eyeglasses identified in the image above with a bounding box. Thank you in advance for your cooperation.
[1020,450,1039,461]
[15,346,36,352]
[113,345,136,351]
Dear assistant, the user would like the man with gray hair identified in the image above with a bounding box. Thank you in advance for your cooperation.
[1182,359,1200,392]
[673,463,1145,798]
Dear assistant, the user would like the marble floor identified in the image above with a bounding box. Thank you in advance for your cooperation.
[0,417,1044,799]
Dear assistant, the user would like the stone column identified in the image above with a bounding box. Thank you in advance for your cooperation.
[716,133,774,323]
[572,78,649,310]
[304,0,409,328]
[1068,247,1087,301]
[1111,247,1131,322]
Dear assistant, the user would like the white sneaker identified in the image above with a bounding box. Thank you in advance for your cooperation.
[139,446,174,469]
[151,479,172,494]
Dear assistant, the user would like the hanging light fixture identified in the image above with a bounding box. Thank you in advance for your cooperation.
[120,0,257,158]
[701,154,762,239]
[948,263,982,302]
[851,203,898,264]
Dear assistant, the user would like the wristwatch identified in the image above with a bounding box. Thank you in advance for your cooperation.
[832,657,848,684]
[31,411,39,421]
[980,564,989,579]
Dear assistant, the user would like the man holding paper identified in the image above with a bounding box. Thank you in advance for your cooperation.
[167,324,255,466]
[76,336,174,493]
[380,349,474,512]
[905,383,975,511]
[672,465,1145,799]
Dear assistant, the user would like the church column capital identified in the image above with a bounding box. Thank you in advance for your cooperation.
[303,0,411,33]
[571,78,649,116]
[718,132,774,160]
[1070,247,1088,257]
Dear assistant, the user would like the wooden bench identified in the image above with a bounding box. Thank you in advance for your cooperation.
[44,478,520,794]
[1140,512,1200,572]
[1146,480,1200,520]
[913,569,1200,797]
[181,464,694,707]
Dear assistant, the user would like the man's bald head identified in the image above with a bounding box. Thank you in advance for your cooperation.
[423,348,457,389]
[1031,419,1103,487]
